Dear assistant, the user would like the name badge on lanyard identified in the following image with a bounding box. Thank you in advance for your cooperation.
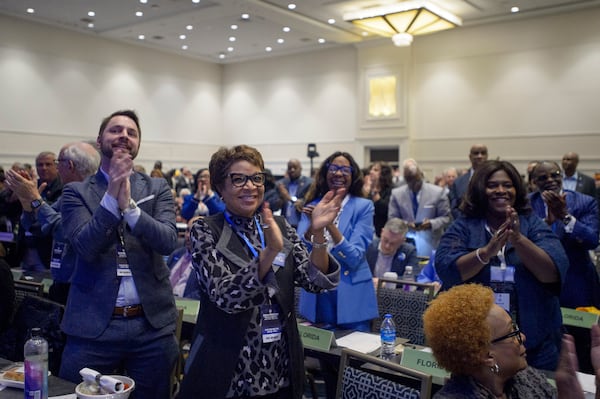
[116,229,132,277]
[490,265,517,319]
[261,303,282,343]
[50,241,66,269]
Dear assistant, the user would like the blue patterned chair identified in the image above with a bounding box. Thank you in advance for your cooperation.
[336,348,432,399]
[373,279,435,346]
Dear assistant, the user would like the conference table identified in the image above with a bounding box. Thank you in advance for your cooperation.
[0,358,76,398]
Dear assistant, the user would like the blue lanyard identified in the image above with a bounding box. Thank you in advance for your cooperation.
[223,211,265,259]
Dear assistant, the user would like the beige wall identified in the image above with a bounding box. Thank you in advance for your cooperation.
[1,8,600,179]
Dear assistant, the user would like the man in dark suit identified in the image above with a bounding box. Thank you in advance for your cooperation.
[449,144,488,219]
[530,160,600,372]
[59,110,179,398]
[276,158,312,228]
[366,217,418,279]
[562,152,597,198]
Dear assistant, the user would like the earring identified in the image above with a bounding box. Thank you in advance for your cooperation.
[490,363,500,375]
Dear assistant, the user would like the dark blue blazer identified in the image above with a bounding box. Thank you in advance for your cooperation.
[529,190,600,308]
[60,171,178,338]
[449,171,470,220]
[366,239,418,277]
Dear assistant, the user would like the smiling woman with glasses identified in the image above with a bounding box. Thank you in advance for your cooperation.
[424,283,557,398]
[180,145,344,399]
[297,151,378,399]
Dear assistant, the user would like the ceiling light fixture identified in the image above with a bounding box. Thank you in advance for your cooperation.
[87,11,95,17]
[26,8,35,14]
[511,6,520,13]
[182,45,188,50]
[138,34,145,40]
[265,46,272,52]
[327,18,335,24]
[136,11,143,17]
[318,38,326,44]
[186,25,193,30]
[288,4,296,10]
[283,26,291,32]
[241,13,250,20]
[344,0,462,47]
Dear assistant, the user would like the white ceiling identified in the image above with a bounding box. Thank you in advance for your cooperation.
[1,0,600,64]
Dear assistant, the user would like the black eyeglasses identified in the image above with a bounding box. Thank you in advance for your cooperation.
[327,164,353,176]
[535,170,561,183]
[491,323,523,345]
[228,173,266,188]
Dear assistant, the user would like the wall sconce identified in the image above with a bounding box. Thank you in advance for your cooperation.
[344,1,462,47]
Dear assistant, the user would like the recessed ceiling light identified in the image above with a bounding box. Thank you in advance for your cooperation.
[139,0,148,3]
[362,32,369,36]
[136,11,143,17]
[231,24,238,30]
[288,4,296,10]
[241,13,249,20]
[192,0,201,4]
[88,11,95,17]
[229,36,236,42]
[219,53,226,59]
[88,23,94,28]
[265,46,272,52]
[318,38,326,44]
[277,38,284,44]
[186,25,193,30]
[138,34,145,40]
[227,47,234,52]
[327,18,335,24]
[179,34,186,40]
[182,45,188,50]
[511,6,520,13]
[283,26,291,33]
[26,8,35,14]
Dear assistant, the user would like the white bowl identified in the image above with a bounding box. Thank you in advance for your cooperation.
[75,375,135,399]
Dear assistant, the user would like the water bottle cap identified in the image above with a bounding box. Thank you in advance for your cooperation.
[384,314,392,318]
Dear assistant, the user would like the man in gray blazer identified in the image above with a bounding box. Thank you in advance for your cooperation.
[388,159,451,257]
[59,110,179,398]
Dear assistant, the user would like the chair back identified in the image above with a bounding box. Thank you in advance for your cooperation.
[374,278,434,346]
[13,279,44,307]
[0,295,65,375]
[336,348,432,399]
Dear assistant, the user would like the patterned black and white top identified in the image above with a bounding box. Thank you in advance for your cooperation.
[190,213,338,398]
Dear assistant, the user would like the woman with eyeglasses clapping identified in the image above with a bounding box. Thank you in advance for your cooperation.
[179,145,343,399]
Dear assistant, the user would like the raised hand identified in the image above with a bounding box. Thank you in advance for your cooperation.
[310,189,344,231]
[541,190,568,222]
[260,201,283,253]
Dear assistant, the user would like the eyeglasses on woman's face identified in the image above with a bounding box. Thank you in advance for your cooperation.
[228,172,266,188]
[327,163,352,176]
[491,323,523,345]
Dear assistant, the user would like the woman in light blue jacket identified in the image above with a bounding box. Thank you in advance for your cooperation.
[298,151,377,332]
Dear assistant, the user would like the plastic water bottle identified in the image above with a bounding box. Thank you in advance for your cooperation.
[380,314,396,360]
[402,265,415,291]
[24,327,48,399]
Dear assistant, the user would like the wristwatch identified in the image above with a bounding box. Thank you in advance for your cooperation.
[30,198,43,210]
[563,214,573,225]
[122,198,137,214]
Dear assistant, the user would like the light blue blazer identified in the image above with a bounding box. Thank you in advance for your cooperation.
[297,195,378,325]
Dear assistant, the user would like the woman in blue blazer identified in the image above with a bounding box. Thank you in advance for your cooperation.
[298,151,377,332]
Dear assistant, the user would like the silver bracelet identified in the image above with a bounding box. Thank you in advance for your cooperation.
[475,248,489,265]
[310,235,329,249]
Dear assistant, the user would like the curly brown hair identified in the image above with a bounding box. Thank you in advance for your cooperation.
[423,284,494,375]
[209,145,265,197]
